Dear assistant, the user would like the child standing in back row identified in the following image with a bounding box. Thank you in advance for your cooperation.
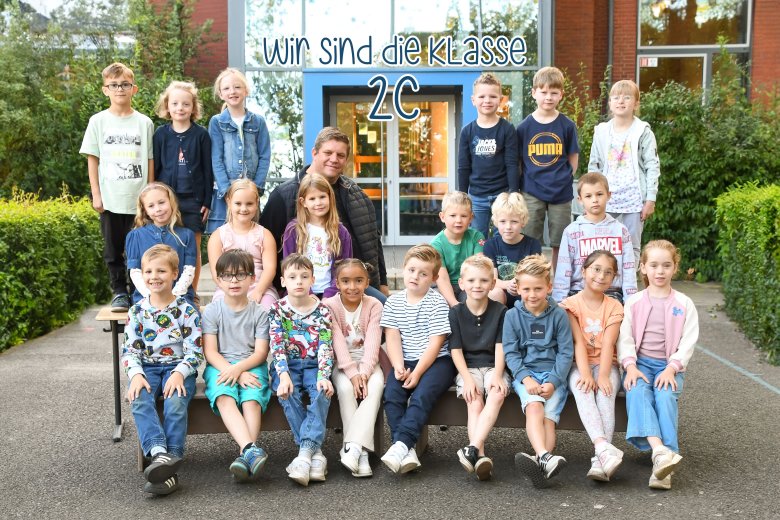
[458,73,519,238]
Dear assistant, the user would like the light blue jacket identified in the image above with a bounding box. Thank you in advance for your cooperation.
[208,108,271,198]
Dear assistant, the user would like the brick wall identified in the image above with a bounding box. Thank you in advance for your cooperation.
[187,0,228,84]
[554,0,610,93]
[611,0,637,82]
[752,0,780,96]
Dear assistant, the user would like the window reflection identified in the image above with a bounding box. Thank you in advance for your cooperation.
[640,0,749,47]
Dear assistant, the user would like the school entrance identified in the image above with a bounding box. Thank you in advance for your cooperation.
[329,94,457,246]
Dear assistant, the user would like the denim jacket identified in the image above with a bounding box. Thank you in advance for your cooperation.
[208,108,271,198]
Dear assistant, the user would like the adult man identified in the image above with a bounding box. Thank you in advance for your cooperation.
[261,127,389,300]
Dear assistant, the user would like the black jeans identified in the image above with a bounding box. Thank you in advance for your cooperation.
[99,210,134,295]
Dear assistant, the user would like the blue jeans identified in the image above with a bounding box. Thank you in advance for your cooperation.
[270,357,331,449]
[469,192,499,239]
[364,284,387,305]
[512,370,569,424]
[624,356,685,452]
[129,364,196,458]
[383,356,456,449]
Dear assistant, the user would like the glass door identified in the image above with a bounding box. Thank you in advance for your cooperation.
[330,95,456,245]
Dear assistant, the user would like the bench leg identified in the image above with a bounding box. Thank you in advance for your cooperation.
[415,425,429,454]
[137,442,146,472]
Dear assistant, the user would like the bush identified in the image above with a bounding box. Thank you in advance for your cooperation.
[716,183,780,364]
[0,191,110,351]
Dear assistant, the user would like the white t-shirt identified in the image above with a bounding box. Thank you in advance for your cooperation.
[306,223,332,294]
[605,121,643,213]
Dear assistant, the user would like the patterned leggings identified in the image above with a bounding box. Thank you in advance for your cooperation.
[568,365,621,444]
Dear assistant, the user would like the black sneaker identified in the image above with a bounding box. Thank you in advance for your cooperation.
[457,445,479,473]
[539,452,567,480]
[144,452,183,483]
[143,474,180,495]
[515,452,548,489]
[110,294,131,312]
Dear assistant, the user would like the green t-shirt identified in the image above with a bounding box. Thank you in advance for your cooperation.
[430,228,485,285]
[80,109,154,214]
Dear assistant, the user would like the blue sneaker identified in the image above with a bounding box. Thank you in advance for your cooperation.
[243,446,269,479]
[229,456,251,482]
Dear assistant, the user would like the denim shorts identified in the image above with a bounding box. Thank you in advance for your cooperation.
[512,371,569,423]
[204,363,271,414]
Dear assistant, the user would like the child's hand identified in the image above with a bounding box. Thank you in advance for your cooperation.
[394,365,410,382]
[216,364,244,387]
[523,376,542,395]
[238,371,261,389]
[127,374,151,402]
[92,193,104,213]
[654,366,678,391]
[623,364,649,391]
[488,373,509,397]
[200,206,210,224]
[641,200,656,221]
[317,379,334,398]
[350,374,365,399]
[597,373,613,396]
[277,372,293,400]
[360,373,370,398]
[248,287,263,304]
[506,279,518,296]
[576,372,597,394]
[163,371,187,398]
[539,382,555,399]
[402,370,422,390]
[461,376,480,404]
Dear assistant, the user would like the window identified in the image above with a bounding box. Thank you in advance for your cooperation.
[639,0,749,47]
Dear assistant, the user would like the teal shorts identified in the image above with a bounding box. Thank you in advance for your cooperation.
[203,362,271,415]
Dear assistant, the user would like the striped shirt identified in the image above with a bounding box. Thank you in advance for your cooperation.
[380,288,451,361]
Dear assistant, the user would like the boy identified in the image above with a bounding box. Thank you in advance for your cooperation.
[516,66,580,268]
[269,253,334,487]
[380,245,456,474]
[552,172,637,304]
[484,192,542,307]
[503,254,573,488]
[122,244,203,495]
[450,255,509,481]
[202,250,271,482]
[431,191,485,307]
[457,73,519,238]
[80,62,154,313]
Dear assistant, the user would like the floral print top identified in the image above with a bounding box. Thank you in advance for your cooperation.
[269,296,334,381]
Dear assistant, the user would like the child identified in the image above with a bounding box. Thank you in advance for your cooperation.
[503,254,573,488]
[450,255,509,481]
[457,73,519,238]
[122,244,203,495]
[208,179,278,310]
[553,172,637,304]
[202,250,271,482]
[282,173,353,298]
[207,68,271,233]
[560,250,625,481]
[483,192,542,307]
[619,240,698,490]
[380,245,456,474]
[126,182,197,306]
[516,66,580,268]
[431,191,485,307]
[323,259,384,478]
[153,80,213,294]
[80,62,154,312]
[588,79,660,261]
[269,254,334,487]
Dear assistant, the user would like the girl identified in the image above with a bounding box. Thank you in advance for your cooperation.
[619,240,699,490]
[126,183,197,306]
[282,173,352,299]
[323,259,385,477]
[207,179,278,310]
[560,250,625,482]
[207,68,271,233]
[153,81,213,296]
[588,79,661,261]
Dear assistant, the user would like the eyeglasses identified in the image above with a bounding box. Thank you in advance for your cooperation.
[610,95,634,102]
[587,266,615,277]
[218,272,251,282]
[104,82,134,91]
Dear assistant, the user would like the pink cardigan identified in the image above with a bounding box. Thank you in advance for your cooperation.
[323,294,384,379]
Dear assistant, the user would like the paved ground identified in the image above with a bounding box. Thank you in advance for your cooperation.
[1,281,779,519]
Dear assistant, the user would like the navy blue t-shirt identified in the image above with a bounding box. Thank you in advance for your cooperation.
[517,113,579,203]
[483,234,543,281]
[457,118,519,197]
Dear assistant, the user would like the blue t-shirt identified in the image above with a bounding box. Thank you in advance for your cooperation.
[483,235,543,281]
[517,113,580,203]
[457,118,519,196]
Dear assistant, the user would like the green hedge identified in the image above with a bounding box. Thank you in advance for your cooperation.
[0,193,110,351]
[716,183,780,364]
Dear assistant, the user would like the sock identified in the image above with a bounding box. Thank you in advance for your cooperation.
[242,443,256,454]
[346,442,361,454]
[150,446,167,457]
[538,451,550,460]
[299,440,317,461]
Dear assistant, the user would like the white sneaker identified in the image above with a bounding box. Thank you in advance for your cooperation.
[539,452,567,480]
[286,456,311,486]
[340,445,361,473]
[652,447,682,480]
[400,447,421,474]
[309,451,327,482]
[587,456,609,482]
[381,441,409,473]
[649,471,673,490]
[352,450,372,478]
[597,444,624,479]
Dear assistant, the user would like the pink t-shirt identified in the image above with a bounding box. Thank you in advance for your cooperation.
[213,222,278,302]
[638,295,668,359]
[561,292,624,365]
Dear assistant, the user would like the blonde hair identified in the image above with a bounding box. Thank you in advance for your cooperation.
[441,191,473,213]
[288,173,342,257]
[491,192,529,227]
[640,240,680,287]
[514,253,553,284]
[473,72,501,91]
[460,254,495,277]
[141,244,179,273]
[533,66,564,90]
[102,62,134,82]
[155,80,203,121]
[213,68,250,110]
[577,172,610,194]
[610,79,640,110]
[134,183,186,246]
[403,244,442,275]
[224,179,260,224]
